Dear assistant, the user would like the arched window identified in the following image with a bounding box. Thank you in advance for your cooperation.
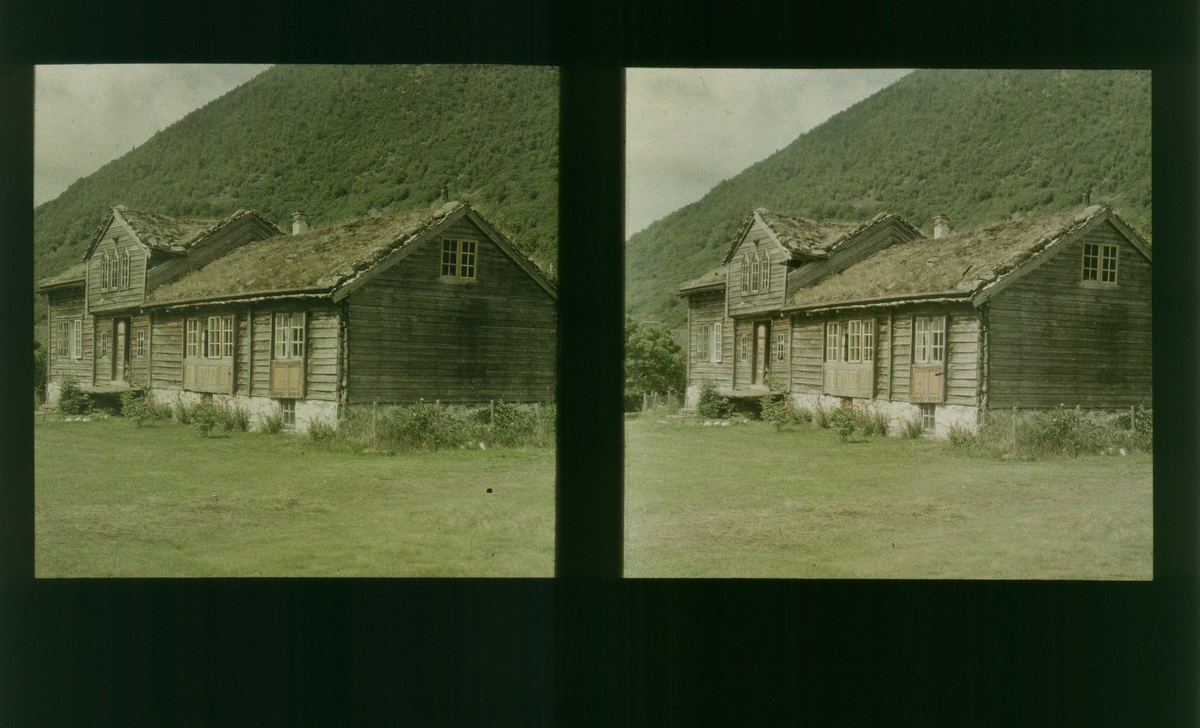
[741,254,751,292]
[749,251,759,292]
[760,251,770,292]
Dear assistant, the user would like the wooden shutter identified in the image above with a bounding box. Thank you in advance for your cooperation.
[910,315,946,403]
[270,311,306,398]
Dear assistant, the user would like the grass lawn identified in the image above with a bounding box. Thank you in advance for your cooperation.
[35,416,554,577]
[624,416,1152,579]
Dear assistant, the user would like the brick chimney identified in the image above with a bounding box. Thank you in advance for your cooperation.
[933,214,951,239]
[291,211,308,236]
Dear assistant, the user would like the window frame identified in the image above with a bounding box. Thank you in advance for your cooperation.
[135,329,147,358]
[919,403,936,432]
[825,322,841,363]
[98,329,109,359]
[280,399,296,428]
[739,332,750,362]
[119,248,131,289]
[441,237,478,280]
[759,251,770,293]
[186,319,200,358]
[749,251,760,293]
[711,322,723,363]
[913,316,946,364]
[696,323,710,363]
[741,255,750,293]
[776,331,786,362]
[274,312,306,360]
[1101,244,1119,283]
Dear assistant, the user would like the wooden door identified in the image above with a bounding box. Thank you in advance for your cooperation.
[754,323,768,385]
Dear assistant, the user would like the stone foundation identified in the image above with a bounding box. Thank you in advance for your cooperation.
[787,392,979,438]
[149,388,338,434]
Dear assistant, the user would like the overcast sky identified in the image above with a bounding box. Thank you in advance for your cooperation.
[34,64,272,206]
[626,68,913,237]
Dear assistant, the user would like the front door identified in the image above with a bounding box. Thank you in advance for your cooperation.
[754,322,768,385]
[113,319,130,383]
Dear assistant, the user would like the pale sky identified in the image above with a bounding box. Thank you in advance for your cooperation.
[35,64,272,206]
[625,68,913,237]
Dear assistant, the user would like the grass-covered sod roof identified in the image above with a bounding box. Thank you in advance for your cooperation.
[147,201,467,303]
[786,207,1142,309]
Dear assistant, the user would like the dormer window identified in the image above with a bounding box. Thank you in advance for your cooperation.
[749,251,760,292]
[441,238,477,279]
[120,248,130,288]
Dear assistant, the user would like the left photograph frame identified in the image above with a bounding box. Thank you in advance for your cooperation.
[32,64,559,578]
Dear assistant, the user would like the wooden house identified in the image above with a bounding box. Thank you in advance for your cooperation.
[39,201,557,431]
[679,205,1151,435]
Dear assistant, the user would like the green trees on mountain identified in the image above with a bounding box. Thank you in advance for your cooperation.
[626,69,1151,328]
[33,65,558,327]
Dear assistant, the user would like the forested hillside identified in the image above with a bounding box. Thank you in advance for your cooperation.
[627,69,1151,329]
[34,65,558,328]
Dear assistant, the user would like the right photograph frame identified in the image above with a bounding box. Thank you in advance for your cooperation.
[623,68,1152,579]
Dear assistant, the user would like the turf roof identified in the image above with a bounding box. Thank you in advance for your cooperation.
[786,207,1132,309]
[36,262,87,290]
[678,267,727,294]
[146,201,466,303]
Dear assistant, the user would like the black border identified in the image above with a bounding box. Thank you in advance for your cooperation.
[3,0,1198,724]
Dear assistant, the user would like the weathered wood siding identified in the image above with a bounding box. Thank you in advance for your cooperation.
[727,219,789,318]
[769,316,790,391]
[986,220,1152,409]
[891,315,912,400]
[306,308,340,402]
[151,315,183,389]
[47,288,92,384]
[94,315,113,386]
[787,218,921,297]
[346,216,556,404]
[945,314,980,407]
[687,291,732,389]
[130,313,150,387]
[87,218,148,314]
[145,215,282,294]
[789,318,824,394]
[251,309,273,396]
[733,318,754,388]
[875,314,892,398]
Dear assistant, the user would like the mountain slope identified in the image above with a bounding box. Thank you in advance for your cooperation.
[626,69,1151,329]
[34,65,558,328]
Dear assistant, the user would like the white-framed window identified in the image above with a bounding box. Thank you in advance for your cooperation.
[186,319,200,357]
[741,256,750,292]
[711,322,723,363]
[919,403,936,431]
[55,321,69,358]
[845,319,875,363]
[825,322,841,362]
[280,399,296,427]
[914,316,946,364]
[739,332,750,362]
[776,331,786,361]
[441,238,477,279]
[1082,243,1120,284]
[99,251,109,290]
[759,252,770,293]
[98,329,109,359]
[696,324,710,363]
[274,312,305,359]
[135,329,147,358]
[202,315,234,359]
[223,315,235,357]
[73,320,82,359]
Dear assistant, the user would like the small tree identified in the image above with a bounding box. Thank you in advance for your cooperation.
[624,317,685,410]
[33,339,47,405]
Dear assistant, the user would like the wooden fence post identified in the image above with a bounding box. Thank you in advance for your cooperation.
[534,402,540,425]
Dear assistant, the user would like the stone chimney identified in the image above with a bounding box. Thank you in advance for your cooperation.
[291,211,308,236]
[933,214,951,239]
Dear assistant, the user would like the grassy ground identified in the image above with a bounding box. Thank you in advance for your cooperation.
[624,416,1152,579]
[35,415,554,577]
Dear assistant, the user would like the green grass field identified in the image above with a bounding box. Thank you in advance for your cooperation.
[35,416,554,577]
[624,416,1152,579]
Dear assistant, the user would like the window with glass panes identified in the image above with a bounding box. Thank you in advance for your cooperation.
[186,319,200,357]
[73,320,82,359]
[914,316,945,363]
[135,329,147,358]
[274,312,305,359]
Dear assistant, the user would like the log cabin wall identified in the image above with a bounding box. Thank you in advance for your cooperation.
[686,290,732,390]
[345,216,556,405]
[985,220,1152,409]
[789,317,823,395]
[733,318,754,388]
[150,314,184,390]
[87,219,148,315]
[47,287,92,384]
[129,313,151,387]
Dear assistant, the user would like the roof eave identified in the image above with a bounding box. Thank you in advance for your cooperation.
[678,281,727,297]
[144,286,335,310]
[37,278,86,293]
[783,290,974,313]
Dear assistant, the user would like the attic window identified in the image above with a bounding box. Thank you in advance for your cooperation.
[441,238,477,279]
[1082,243,1119,284]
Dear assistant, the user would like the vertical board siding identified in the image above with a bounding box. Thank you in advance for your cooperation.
[235,310,251,395]
[87,220,148,314]
[151,315,183,389]
[789,319,823,393]
[347,217,556,404]
[251,309,273,396]
[769,316,789,391]
[687,292,732,390]
[727,219,788,318]
[986,221,1152,409]
[47,288,92,384]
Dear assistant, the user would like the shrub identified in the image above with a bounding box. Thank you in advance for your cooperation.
[34,340,47,404]
[813,402,832,429]
[759,395,795,429]
[828,407,860,441]
[946,423,976,447]
[215,404,250,432]
[174,399,194,424]
[862,408,890,437]
[696,382,731,420]
[308,417,338,443]
[57,376,93,415]
[901,417,925,439]
[955,406,1153,459]
[259,412,284,434]
[191,403,219,437]
[120,390,151,426]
